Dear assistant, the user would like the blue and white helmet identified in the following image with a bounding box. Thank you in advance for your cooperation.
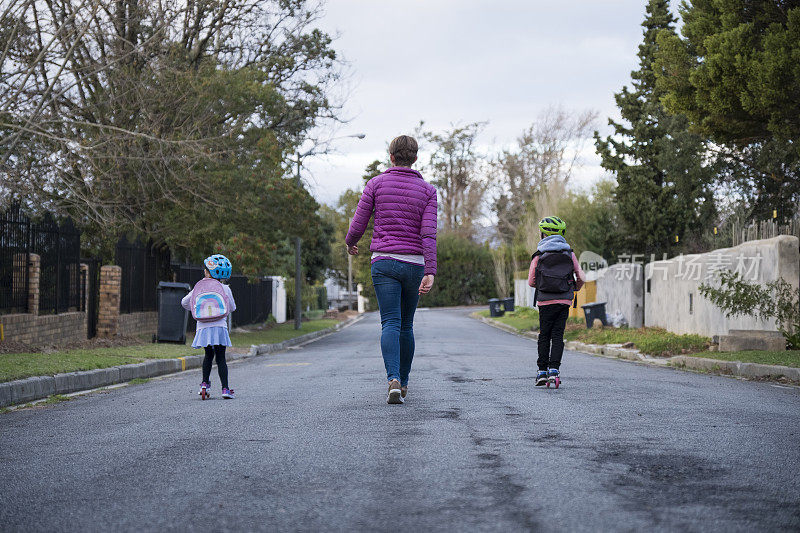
[204,254,232,280]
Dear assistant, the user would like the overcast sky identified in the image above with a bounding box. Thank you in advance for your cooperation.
[303,0,651,205]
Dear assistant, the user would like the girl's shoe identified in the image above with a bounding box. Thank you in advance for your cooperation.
[401,385,408,399]
[221,388,235,399]
[548,368,561,388]
[535,370,548,386]
[198,382,211,396]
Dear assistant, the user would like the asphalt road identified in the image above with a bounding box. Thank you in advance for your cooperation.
[2,308,799,532]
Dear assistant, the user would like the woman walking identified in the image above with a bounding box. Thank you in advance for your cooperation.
[345,135,438,404]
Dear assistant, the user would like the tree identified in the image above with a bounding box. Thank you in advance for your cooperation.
[490,245,510,299]
[493,107,597,244]
[556,179,624,263]
[420,122,487,239]
[0,0,342,272]
[654,0,800,219]
[323,160,384,306]
[595,0,718,258]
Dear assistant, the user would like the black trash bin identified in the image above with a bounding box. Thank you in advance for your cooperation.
[502,297,515,313]
[488,298,504,317]
[156,281,191,343]
[581,301,608,329]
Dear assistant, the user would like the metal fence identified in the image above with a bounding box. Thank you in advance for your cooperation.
[228,275,274,327]
[0,205,83,315]
[82,258,100,338]
[35,213,83,314]
[173,263,273,329]
[115,237,171,314]
[0,205,30,313]
[731,217,800,247]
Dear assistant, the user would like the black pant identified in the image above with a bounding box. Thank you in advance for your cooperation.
[537,304,570,371]
[202,345,228,389]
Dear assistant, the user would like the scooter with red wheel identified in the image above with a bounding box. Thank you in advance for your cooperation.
[198,382,211,400]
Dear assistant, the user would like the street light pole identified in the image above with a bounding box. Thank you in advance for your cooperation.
[293,133,365,329]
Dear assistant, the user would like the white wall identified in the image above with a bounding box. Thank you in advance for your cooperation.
[595,263,644,328]
[270,276,287,324]
[514,279,535,308]
[645,235,799,337]
[357,283,368,313]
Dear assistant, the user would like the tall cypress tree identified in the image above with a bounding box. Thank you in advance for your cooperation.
[595,0,717,257]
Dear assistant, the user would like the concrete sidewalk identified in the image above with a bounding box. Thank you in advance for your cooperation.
[474,314,800,383]
[0,315,363,408]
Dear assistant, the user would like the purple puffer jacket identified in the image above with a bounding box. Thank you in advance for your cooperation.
[345,166,438,275]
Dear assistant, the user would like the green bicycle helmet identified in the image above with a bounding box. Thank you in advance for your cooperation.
[538,216,566,236]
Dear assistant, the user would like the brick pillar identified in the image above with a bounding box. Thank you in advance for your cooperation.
[97,265,121,338]
[27,253,40,316]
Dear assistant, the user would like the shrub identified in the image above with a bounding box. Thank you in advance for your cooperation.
[699,271,799,349]
[425,233,495,307]
[285,280,327,318]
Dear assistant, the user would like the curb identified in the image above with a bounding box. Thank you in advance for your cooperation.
[474,313,800,384]
[668,355,800,382]
[0,315,364,408]
[242,314,362,358]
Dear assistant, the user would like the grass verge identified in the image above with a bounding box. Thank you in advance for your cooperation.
[481,310,797,368]
[476,307,583,332]
[564,327,710,356]
[0,318,341,383]
[690,350,800,368]
[477,308,708,357]
[475,308,538,331]
[229,319,339,347]
[0,351,152,383]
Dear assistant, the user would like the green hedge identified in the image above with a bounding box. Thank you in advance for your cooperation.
[424,234,496,307]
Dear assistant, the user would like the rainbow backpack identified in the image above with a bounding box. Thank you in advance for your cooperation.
[190,278,230,322]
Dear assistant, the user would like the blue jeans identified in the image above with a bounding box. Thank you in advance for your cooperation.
[371,259,425,385]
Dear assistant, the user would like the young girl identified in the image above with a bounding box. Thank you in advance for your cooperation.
[528,216,586,388]
[181,254,237,399]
